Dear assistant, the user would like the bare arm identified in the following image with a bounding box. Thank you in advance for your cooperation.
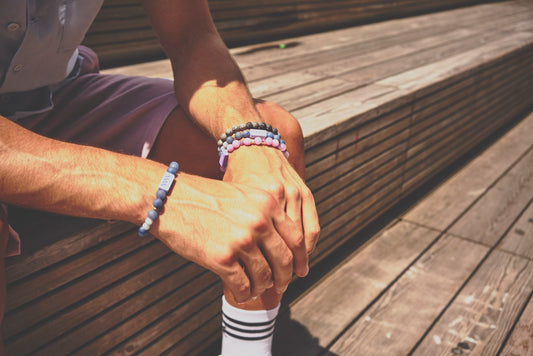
[142,0,320,277]
[0,117,296,302]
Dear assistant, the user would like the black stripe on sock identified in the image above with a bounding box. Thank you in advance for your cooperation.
[223,327,275,341]
[222,312,276,327]
[222,320,275,335]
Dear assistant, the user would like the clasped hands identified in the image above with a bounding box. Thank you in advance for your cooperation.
[220,146,320,302]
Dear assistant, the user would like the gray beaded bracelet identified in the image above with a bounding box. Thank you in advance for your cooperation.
[138,161,179,237]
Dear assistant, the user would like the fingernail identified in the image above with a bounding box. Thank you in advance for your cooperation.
[252,295,259,301]
[267,280,274,289]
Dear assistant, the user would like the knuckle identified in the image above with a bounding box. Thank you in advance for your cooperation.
[213,251,235,267]
[237,281,251,296]
[270,183,285,202]
[281,252,294,269]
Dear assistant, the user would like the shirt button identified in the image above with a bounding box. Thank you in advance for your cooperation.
[7,22,21,31]
[13,64,23,72]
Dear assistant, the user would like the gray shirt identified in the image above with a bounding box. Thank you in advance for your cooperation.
[0,0,103,118]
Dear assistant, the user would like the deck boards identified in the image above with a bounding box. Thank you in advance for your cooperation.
[276,110,533,355]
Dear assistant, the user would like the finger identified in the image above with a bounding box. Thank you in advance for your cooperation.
[302,189,320,254]
[259,232,294,294]
[238,246,275,298]
[273,211,308,278]
[220,261,253,304]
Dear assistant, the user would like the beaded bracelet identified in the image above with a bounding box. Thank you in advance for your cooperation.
[217,122,279,148]
[138,161,179,237]
[218,129,289,172]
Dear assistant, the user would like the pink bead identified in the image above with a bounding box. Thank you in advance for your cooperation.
[265,137,273,146]
[243,138,252,146]
[254,137,262,145]
[279,143,287,152]
[233,140,240,149]
[227,145,234,153]
[284,151,290,159]
[272,139,280,147]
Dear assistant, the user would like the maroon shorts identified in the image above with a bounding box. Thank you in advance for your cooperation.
[4,46,178,256]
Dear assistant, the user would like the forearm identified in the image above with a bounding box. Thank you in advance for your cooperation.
[0,117,164,224]
[143,0,262,140]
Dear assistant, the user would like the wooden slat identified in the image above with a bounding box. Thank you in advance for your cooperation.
[449,148,533,245]
[403,111,533,231]
[500,294,533,355]
[276,221,441,355]
[329,235,489,355]
[413,242,533,354]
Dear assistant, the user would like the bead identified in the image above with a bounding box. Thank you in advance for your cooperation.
[156,189,167,199]
[223,142,228,148]
[280,139,285,145]
[243,130,250,138]
[243,138,252,146]
[252,122,259,128]
[167,166,178,175]
[265,137,273,146]
[280,143,287,152]
[147,209,158,220]
[220,133,227,141]
[142,222,151,230]
[138,227,148,237]
[239,123,247,130]
[153,198,164,209]
[266,132,274,139]
[273,134,281,141]
[226,128,233,136]
[272,139,280,147]
[217,139,223,147]
[226,136,234,144]
[284,151,290,159]
[259,122,267,129]
[246,122,253,129]
[169,161,179,170]
[145,217,154,226]
[227,145,234,153]
[273,128,278,135]
[254,137,262,145]
[235,131,243,140]
[233,140,241,149]
[232,125,239,132]
[266,124,273,132]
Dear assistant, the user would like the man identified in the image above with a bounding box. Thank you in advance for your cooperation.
[0,0,320,355]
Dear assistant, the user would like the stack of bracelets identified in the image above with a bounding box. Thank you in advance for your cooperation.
[217,121,289,172]
[139,122,288,236]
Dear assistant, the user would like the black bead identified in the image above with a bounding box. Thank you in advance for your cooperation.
[259,122,267,129]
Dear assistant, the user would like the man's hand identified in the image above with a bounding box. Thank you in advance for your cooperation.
[223,146,321,277]
[150,175,302,303]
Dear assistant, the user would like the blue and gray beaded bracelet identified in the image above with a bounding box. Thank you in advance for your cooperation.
[138,161,179,237]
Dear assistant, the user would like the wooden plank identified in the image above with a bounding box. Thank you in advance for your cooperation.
[403,111,533,230]
[94,281,221,355]
[5,230,153,312]
[498,201,533,260]
[44,275,220,355]
[412,250,533,355]
[5,257,203,355]
[448,148,533,245]
[5,220,133,284]
[328,235,489,355]
[500,294,533,355]
[4,242,174,339]
[277,221,441,355]
[377,32,533,98]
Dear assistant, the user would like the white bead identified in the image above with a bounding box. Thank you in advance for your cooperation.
[142,222,151,230]
[144,217,154,226]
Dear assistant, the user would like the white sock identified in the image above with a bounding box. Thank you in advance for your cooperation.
[221,296,280,356]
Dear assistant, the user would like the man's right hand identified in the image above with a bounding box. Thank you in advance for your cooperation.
[150,174,301,303]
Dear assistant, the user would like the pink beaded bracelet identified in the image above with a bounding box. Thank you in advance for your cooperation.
[218,129,289,172]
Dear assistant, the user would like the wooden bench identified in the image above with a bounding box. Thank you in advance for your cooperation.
[3,1,533,354]
[86,0,503,67]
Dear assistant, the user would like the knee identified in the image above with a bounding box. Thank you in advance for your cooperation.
[254,100,304,148]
